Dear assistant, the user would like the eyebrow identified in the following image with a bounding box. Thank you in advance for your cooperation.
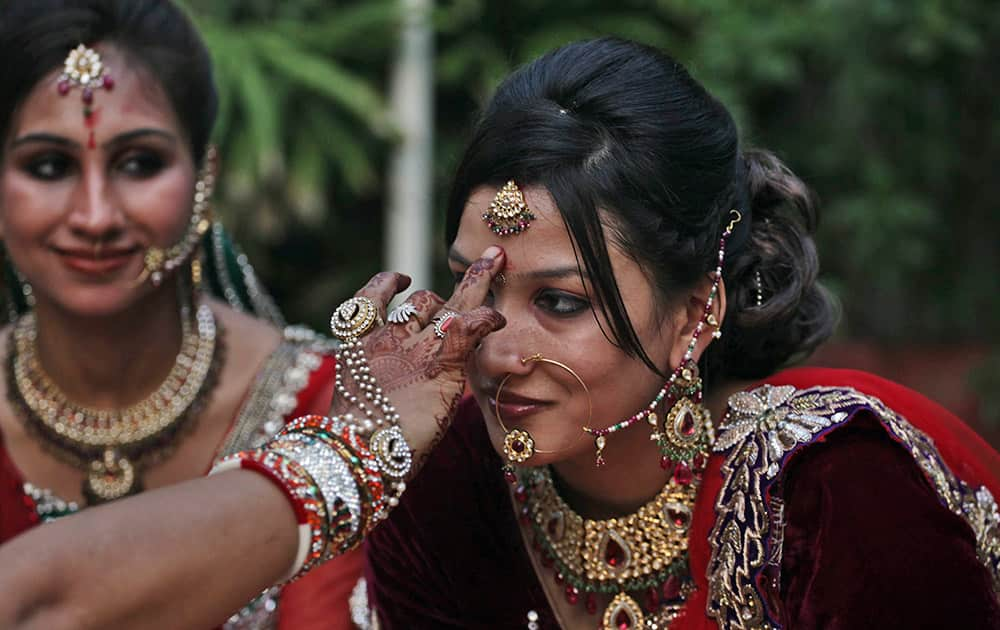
[10,128,178,151]
[448,249,582,281]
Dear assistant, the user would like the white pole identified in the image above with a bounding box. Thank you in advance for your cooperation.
[385,0,434,295]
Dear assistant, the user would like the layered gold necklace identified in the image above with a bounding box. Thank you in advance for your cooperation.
[516,464,701,629]
[8,300,221,504]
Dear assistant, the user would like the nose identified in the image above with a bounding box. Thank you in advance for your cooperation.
[66,164,125,240]
[474,310,538,383]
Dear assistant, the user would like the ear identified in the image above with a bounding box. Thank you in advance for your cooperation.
[666,274,727,371]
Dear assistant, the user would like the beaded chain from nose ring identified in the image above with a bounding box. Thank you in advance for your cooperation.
[582,210,741,465]
[495,353,591,483]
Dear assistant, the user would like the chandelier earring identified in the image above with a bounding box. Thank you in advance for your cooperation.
[583,210,740,473]
[495,353,590,484]
[134,146,218,288]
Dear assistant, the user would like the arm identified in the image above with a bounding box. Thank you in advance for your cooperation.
[0,471,297,630]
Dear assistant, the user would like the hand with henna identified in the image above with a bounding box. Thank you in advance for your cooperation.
[330,246,506,473]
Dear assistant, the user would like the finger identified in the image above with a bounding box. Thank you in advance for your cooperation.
[437,306,506,365]
[389,289,446,328]
[444,246,505,313]
[355,272,412,319]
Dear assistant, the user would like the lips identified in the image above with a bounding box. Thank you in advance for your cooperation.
[53,245,141,275]
[484,387,552,421]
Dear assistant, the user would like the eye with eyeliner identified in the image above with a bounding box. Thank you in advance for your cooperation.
[115,149,166,178]
[535,289,589,316]
[23,152,74,181]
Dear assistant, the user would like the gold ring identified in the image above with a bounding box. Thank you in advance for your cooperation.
[330,296,383,341]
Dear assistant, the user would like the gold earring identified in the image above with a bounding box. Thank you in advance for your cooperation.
[133,146,217,288]
[495,353,590,483]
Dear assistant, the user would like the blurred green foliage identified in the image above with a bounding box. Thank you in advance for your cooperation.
[182,0,998,408]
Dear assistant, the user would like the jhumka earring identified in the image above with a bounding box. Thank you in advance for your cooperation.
[56,44,115,150]
[482,180,536,236]
[496,354,591,483]
[134,146,218,288]
[583,210,742,479]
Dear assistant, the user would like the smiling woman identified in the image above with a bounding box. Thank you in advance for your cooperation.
[0,1,360,628]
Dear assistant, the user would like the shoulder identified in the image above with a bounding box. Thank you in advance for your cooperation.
[212,301,338,455]
[705,369,1000,628]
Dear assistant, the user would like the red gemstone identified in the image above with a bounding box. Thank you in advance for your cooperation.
[660,456,675,471]
[514,485,527,503]
[103,75,115,89]
[565,585,579,605]
[693,452,707,471]
[519,506,531,524]
[604,537,626,568]
[585,592,597,615]
[542,552,554,568]
[512,440,525,453]
[646,586,660,611]
[680,410,696,435]
[662,575,681,601]
[554,572,565,585]
[616,609,633,629]
[674,461,693,485]
[57,80,70,95]
[667,507,689,529]
[82,88,94,104]
[504,470,517,484]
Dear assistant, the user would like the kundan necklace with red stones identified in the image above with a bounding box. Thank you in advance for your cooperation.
[515,459,707,630]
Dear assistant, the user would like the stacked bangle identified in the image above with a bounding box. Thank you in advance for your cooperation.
[214,297,416,583]
[210,449,329,582]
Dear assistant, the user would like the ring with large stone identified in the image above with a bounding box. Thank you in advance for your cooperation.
[330,296,382,341]
[432,310,459,339]
[387,301,418,325]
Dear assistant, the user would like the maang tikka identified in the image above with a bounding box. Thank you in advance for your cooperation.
[483,180,536,236]
[495,354,590,483]
[134,146,218,288]
[583,210,742,480]
[57,44,115,150]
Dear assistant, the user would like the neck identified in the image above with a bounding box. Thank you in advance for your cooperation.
[28,280,188,409]
[548,378,755,520]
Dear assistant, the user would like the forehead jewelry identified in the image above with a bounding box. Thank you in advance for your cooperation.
[57,44,115,150]
[496,353,590,484]
[582,210,741,467]
[482,180,536,237]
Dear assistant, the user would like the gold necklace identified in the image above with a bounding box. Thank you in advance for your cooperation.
[8,300,221,504]
[517,465,701,629]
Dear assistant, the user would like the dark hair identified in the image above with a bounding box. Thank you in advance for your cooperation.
[445,38,838,380]
[0,0,217,164]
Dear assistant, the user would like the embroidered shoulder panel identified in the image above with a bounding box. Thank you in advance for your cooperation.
[217,325,335,456]
[706,384,1000,630]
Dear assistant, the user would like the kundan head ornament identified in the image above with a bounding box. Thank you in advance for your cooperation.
[57,44,115,149]
[483,180,535,236]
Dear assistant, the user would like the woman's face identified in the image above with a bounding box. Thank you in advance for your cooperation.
[0,45,195,317]
[451,185,690,467]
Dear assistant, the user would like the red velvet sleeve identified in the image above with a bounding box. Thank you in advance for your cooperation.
[779,414,1000,628]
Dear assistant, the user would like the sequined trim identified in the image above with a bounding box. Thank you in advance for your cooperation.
[350,577,381,630]
[706,384,1000,629]
[216,326,335,456]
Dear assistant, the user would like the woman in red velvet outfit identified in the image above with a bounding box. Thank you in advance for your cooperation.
[0,37,997,630]
[0,1,360,628]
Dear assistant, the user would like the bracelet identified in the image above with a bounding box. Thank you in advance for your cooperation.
[210,449,329,582]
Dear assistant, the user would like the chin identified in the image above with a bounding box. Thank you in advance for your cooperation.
[46,286,148,319]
